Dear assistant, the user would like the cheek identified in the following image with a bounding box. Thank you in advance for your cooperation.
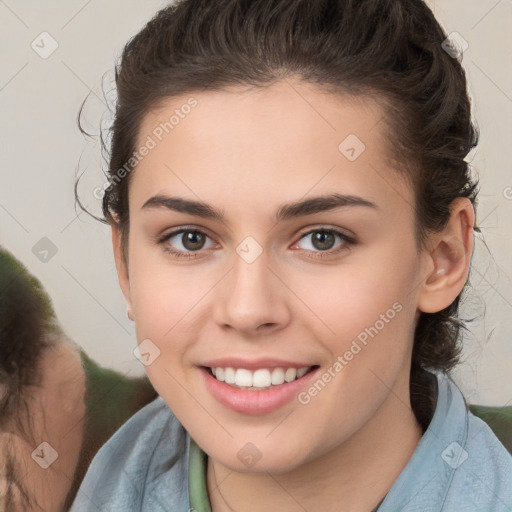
[291,242,420,401]
[129,245,192,332]
[290,269,417,438]
[298,248,417,341]
[129,248,215,383]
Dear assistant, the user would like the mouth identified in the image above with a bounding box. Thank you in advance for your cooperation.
[203,365,319,391]
[199,362,320,415]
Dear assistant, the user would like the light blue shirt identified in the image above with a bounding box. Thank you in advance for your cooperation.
[70,370,512,511]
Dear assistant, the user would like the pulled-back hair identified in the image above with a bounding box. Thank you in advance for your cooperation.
[76,0,479,431]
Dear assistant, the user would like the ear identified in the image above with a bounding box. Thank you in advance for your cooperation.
[418,197,475,313]
[111,224,133,313]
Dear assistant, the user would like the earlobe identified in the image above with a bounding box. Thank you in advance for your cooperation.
[418,198,475,313]
[111,224,133,312]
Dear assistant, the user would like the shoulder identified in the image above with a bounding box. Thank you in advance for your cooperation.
[70,396,190,512]
[379,371,512,512]
[442,404,512,511]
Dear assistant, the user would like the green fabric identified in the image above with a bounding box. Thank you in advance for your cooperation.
[469,404,512,455]
[79,350,157,441]
[189,437,212,512]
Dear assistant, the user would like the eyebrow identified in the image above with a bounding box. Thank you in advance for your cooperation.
[141,193,378,223]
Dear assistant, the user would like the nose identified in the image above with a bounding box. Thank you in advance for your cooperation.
[213,249,291,337]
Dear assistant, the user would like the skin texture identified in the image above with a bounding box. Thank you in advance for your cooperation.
[112,78,474,512]
[0,339,86,512]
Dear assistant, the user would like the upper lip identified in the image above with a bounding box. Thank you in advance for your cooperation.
[201,358,317,371]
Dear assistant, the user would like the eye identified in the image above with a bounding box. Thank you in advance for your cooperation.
[292,228,355,258]
[157,226,355,260]
[158,228,217,259]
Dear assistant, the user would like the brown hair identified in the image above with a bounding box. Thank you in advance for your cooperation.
[76,0,479,432]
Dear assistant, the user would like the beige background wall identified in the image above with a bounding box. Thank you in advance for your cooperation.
[1,0,510,405]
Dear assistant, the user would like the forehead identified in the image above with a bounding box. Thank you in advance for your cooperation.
[130,79,413,221]
[138,79,390,153]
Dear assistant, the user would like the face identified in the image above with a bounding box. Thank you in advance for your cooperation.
[114,79,432,473]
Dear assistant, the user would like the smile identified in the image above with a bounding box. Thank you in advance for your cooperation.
[200,364,320,415]
[208,366,313,390]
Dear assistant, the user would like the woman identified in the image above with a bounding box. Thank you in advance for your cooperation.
[71,0,512,510]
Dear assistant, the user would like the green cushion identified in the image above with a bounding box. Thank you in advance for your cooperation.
[469,404,512,455]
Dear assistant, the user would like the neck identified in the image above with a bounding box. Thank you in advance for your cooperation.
[207,372,423,512]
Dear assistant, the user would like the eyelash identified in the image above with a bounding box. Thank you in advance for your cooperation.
[157,226,356,261]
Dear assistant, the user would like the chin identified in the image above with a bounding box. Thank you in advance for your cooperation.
[209,439,313,475]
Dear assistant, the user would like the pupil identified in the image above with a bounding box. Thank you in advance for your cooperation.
[183,231,205,251]
[313,231,334,251]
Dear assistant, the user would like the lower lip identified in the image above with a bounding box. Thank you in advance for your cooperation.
[200,366,319,415]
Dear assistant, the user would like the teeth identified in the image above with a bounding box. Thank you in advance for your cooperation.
[271,368,285,385]
[235,368,252,387]
[224,367,236,384]
[297,367,309,378]
[210,366,311,388]
[284,368,297,382]
[252,369,271,387]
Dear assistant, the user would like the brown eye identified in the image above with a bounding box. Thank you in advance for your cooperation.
[159,228,217,259]
[180,231,207,251]
[294,228,355,259]
[310,231,336,251]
